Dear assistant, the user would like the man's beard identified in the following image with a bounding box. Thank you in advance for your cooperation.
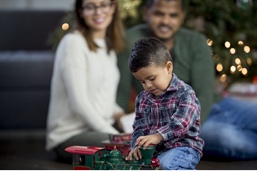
[147,26,175,43]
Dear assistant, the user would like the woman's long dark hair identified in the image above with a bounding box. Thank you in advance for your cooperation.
[74,0,125,53]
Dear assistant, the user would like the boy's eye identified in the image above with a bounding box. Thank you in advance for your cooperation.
[149,77,155,81]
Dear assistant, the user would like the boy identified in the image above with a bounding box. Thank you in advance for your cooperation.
[126,37,204,170]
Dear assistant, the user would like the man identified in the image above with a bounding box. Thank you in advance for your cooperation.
[118,0,257,160]
[117,0,214,124]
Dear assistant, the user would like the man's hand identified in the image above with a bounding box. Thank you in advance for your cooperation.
[136,133,163,149]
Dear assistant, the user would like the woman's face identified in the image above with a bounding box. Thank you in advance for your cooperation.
[81,0,115,37]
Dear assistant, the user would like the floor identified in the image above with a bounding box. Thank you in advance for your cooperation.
[1,130,257,170]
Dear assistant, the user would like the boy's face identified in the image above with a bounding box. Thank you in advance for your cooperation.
[143,0,185,42]
[132,61,173,96]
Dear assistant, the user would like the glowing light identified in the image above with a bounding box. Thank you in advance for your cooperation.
[244,46,250,53]
[235,58,241,65]
[216,63,223,72]
[237,65,242,71]
[224,41,230,48]
[230,48,236,54]
[220,74,227,82]
[230,66,236,74]
[62,23,69,30]
[238,41,244,45]
[241,68,248,75]
[207,39,213,46]
[247,58,252,65]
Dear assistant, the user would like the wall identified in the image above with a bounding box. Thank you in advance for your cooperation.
[0,0,74,10]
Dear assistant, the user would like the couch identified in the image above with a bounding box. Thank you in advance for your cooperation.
[0,9,72,169]
[0,9,67,129]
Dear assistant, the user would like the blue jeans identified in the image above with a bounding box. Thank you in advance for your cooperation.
[157,146,201,170]
[201,97,257,160]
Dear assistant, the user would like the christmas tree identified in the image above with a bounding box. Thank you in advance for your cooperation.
[184,0,257,88]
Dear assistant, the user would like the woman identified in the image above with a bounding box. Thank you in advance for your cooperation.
[46,0,126,162]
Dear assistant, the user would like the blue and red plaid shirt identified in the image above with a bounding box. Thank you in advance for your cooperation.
[131,74,204,156]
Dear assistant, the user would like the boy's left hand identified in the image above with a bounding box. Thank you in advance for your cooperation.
[136,133,163,149]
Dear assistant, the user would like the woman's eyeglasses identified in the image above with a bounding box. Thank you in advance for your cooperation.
[82,2,113,16]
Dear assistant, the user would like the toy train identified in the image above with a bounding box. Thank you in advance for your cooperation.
[102,133,132,156]
[65,144,160,170]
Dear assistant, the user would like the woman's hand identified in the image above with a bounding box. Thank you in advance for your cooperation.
[113,112,126,132]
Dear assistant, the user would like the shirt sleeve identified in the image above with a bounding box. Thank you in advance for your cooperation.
[130,93,146,148]
[58,34,119,134]
[114,103,124,114]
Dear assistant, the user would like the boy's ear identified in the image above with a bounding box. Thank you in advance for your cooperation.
[166,61,173,74]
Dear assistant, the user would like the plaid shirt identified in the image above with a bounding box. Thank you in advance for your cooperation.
[131,74,204,156]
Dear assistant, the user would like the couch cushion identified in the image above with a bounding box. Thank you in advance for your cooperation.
[0,51,54,88]
[0,51,54,129]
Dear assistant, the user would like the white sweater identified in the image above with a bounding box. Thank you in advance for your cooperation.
[46,31,122,150]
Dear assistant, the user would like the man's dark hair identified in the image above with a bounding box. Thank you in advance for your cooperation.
[128,37,173,73]
[146,0,186,11]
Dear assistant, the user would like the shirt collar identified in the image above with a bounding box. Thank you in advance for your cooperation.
[94,38,106,48]
[166,73,179,92]
[146,73,179,99]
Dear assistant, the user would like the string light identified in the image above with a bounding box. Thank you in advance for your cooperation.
[242,68,248,75]
[238,41,244,45]
[207,39,213,46]
[235,58,241,65]
[230,66,236,74]
[213,39,254,82]
[216,63,223,72]
[247,58,252,65]
[220,74,227,82]
[244,46,250,53]
[230,48,236,54]
[237,65,242,71]
[224,41,231,48]
[62,23,69,30]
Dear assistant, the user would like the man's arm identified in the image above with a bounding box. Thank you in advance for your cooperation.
[191,34,214,124]
[117,47,133,112]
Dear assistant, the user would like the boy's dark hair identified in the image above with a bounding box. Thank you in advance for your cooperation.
[146,0,186,11]
[128,37,172,73]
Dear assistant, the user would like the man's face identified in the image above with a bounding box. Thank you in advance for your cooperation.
[144,0,185,42]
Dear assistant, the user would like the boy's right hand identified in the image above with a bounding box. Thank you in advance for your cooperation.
[125,146,142,161]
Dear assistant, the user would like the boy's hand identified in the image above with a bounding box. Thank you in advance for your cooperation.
[126,146,141,160]
[136,133,163,149]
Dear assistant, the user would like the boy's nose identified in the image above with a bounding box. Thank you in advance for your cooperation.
[145,82,153,89]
